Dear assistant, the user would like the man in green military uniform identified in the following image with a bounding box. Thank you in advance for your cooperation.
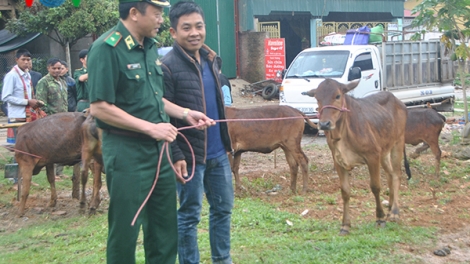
[87,1,215,263]
[36,58,68,115]
[74,49,90,112]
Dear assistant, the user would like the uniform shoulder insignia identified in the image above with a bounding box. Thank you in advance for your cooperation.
[104,31,122,47]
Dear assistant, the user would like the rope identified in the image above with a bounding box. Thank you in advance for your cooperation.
[317,100,350,119]
[2,114,314,226]
[2,146,42,159]
[131,115,311,226]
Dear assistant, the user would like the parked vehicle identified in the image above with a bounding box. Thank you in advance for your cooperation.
[279,41,456,121]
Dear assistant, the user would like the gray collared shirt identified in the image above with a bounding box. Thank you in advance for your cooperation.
[1,65,32,119]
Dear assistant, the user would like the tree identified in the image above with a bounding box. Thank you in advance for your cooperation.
[155,15,174,47]
[6,0,119,70]
[411,0,470,123]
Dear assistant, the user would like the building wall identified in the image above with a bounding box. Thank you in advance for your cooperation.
[169,0,237,78]
[238,0,405,31]
[239,31,269,83]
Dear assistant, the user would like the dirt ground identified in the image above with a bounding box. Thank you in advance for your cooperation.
[1,79,469,263]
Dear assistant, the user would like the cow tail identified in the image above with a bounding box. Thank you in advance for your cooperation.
[404,149,411,180]
[301,114,318,130]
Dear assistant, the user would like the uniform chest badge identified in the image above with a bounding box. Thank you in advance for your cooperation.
[127,63,141,70]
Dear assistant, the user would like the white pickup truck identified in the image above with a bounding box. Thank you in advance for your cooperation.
[279,41,456,121]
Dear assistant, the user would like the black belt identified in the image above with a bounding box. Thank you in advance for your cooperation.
[106,129,154,140]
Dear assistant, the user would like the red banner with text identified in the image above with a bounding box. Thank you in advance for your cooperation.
[264,38,286,82]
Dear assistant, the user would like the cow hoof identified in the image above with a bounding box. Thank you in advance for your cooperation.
[48,201,57,208]
[88,208,97,215]
[339,228,349,236]
[388,214,400,222]
[376,220,386,228]
[79,202,86,209]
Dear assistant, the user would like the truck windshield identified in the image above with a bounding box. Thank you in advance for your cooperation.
[286,50,349,78]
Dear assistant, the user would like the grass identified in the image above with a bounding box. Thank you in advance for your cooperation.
[0,140,461,264]
[0,193,437,264]
[0,170,439,264]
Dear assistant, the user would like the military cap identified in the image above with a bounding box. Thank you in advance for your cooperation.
[78,49,88,59]
[119,0,170,7]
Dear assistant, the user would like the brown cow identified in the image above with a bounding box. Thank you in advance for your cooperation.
[225,105,317,194]
[14,112,102,216]
[303,79,410,235]
[405,108,445,177]
[79,112,104,213]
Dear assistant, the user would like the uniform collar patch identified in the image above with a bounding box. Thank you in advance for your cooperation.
[125,35,136,50]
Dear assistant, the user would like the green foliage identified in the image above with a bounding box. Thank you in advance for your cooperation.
[454,74,470,86]
[32,57,50,76]
[155,15,174,48]
[6,0,119,48]
[411,0,470,53]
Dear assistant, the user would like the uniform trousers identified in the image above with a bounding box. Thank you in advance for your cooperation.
[102,131,177,264]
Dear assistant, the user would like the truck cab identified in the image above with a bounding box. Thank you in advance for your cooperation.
[279,42,455,121]
[279,45,382,120]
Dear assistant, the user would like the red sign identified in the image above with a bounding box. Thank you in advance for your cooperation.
[264,38,285,82]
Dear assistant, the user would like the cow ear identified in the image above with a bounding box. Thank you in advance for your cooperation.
[301,89,316,97]
[342,80,360,94]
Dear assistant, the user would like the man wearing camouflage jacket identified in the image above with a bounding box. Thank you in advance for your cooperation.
[36,58,68,115]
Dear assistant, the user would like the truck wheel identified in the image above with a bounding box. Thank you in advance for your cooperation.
[262,84,279,100]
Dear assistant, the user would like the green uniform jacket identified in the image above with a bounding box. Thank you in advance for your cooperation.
[36,74,68,115]
[86,20,177,264]
[73,67,90,112]
[87,21,168,129]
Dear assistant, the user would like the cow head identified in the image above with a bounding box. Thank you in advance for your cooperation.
[303,79,359,130]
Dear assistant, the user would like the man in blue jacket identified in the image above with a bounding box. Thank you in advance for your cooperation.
[162,1,234,264]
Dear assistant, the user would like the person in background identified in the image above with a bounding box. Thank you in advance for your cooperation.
[36,58,68,178]
[2,49,41,121]
[1,49,42,143]
[28,60,42,94]
[87,0,215,263]
[215,56,232,106]
[162,2,234,263]
[60,60,77,112]
[74,49,89,112]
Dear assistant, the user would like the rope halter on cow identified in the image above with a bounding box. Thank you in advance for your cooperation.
[317,99,350,119]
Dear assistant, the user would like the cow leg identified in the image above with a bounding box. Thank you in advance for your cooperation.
[71,163,80,199]
[79,161,89,209]
[232,152,243,192]
[427,141,442,178]
[283,149,299,194]
[368,158,387,228]
[45,164,58,208]
[410,142,429,159]
[298,151,309,194]
[88,160,103,214]
[414,142,430,155]
[17,160,35,217]
[336,163,351,236]
[385,146,403,222]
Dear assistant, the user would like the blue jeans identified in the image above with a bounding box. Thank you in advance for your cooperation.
[177,154,233,264]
